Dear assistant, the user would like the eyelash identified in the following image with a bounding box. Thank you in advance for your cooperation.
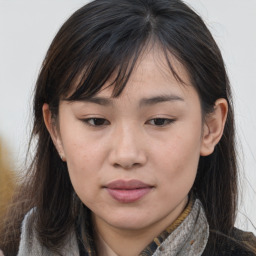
[82,118,110,126]
[146,118,175,126]
[82,118,175,127]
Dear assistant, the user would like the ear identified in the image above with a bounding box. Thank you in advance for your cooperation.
[200,98,228,156]
[42,104,66,161]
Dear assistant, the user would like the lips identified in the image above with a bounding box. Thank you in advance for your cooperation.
[104,179,153,203]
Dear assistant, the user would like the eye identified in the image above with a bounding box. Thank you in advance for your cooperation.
[83,118,110,126]
[147,118,175,126]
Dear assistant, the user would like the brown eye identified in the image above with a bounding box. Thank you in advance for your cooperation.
[83,118,109,126]
[147,118,175,126]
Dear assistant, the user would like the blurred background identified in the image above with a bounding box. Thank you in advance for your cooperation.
[0,0,255,234]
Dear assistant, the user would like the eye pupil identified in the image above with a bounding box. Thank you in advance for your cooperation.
[154,118,166,126]
[93,118,105,125]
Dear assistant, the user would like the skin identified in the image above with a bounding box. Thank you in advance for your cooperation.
[43,47,228,256]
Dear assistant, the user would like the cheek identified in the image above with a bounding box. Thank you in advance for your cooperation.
[153,130,201,191]
[61,123,105,169]
[61,133,105,199]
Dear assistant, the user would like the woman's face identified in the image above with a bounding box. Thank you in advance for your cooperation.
[52,48,210,235]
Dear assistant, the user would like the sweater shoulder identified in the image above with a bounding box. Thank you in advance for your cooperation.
[202,228,256,256]
[17,208,44,256]
[17,209,80,256]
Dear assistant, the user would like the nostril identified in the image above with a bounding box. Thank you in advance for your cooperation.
[113,162,141,169]
[113,163,120,168]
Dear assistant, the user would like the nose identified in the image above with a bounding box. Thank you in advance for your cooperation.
[108,124,147,169]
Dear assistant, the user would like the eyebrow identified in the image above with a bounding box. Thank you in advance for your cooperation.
[81,94,184,107]
[139,94,184,107]
[81,97,113,106]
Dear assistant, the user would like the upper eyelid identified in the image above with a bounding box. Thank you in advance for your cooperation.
[146,115,176,121]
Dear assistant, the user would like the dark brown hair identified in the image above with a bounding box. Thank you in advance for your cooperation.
[0,0,238,254]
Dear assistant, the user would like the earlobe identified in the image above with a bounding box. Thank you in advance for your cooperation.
[42,104,66,161]
[200,99,228,156]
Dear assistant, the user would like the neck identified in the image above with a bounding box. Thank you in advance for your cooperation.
[96,232,119,256]
[94,223,155,256]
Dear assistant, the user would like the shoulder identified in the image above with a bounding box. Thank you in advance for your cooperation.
[17,209,80,256]
[202,227,256,256]
[17,208,45,256]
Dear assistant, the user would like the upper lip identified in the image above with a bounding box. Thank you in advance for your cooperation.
[105,179,153,190]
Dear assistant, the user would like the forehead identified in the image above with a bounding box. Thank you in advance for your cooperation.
[95,47,195,101]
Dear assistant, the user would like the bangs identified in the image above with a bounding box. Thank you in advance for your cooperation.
[61,38,185,102]
[65,37,149,101]
[54,0,154,101]
[50,0,185,103]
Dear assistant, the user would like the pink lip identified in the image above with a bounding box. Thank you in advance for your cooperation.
[105,179,153,203]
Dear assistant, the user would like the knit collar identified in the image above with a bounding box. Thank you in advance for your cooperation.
[149,198,209,256]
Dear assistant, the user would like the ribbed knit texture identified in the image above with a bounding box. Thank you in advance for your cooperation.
[151,199,209,256]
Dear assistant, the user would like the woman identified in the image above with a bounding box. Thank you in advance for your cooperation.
[0,0,255,255]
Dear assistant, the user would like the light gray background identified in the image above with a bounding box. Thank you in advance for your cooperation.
[0,0,255,234]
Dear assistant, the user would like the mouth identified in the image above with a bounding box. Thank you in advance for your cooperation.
[104,179,154,203]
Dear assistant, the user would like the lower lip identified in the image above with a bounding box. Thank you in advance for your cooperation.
[106,187,152,203]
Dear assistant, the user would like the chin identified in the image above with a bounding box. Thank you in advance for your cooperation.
[98,209,158,231]
[109,218,152,231]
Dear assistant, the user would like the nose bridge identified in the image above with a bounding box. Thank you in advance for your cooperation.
[109,121,146,168]
[118,122,137,147]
